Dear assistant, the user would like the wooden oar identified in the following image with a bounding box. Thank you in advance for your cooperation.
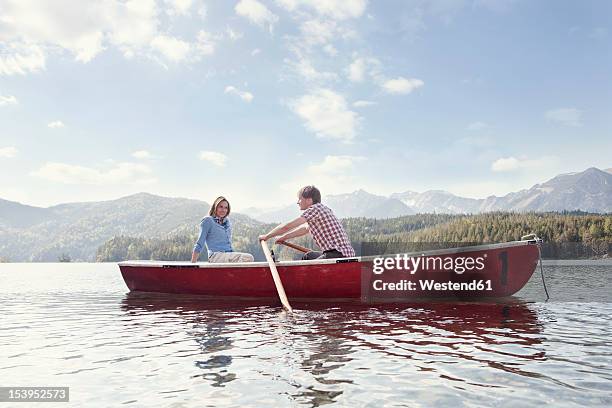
[277,240,311,254]
[260,240,293,313]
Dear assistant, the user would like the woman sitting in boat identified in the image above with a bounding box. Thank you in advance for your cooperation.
[259,185,355,260]
[191,196,254,263]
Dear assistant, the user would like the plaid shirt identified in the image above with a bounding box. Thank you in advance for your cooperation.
[302,203,355,257]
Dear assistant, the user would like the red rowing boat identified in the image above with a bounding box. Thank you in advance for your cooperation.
[118,237,542,302]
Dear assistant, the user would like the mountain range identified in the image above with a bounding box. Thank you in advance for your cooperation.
[0,193,261,262]
[247,167,612,222]
[0,167,610,261]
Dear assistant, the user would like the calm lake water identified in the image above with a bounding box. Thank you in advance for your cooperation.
[1,262,611,407]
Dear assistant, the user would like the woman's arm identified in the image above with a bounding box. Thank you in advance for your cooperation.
[192,218,212,262]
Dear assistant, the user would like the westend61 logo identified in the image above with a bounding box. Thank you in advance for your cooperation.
[372,253,486,275]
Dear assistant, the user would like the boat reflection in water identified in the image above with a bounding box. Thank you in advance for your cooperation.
[120,293,545,405]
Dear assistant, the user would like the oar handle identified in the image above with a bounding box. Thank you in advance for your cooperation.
[260,240,293,313]
[277,240,311,254]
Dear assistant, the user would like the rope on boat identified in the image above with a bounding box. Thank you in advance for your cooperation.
[522,233,550,301]
[538,249,550,301]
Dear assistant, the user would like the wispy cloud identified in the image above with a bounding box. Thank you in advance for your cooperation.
[0,43,46,76]
[491,156,559,172]
[289,89,359,142]
[0,1,217,72]
[164,0,194,16]
[199,151,227,167]
[308,155,366,175]
[281,154,366,195]
[323,44,338,56]
[286,58,338,82]
[48,120,65,129]
[224,86,254,102]
[226,27,244,41]
[31,162,156,185]
[466,121,488,131]
[0,94,18,106]
[545,108,582,127]
[347,56,381,83]
[382,77,424,94]
[353,100,377,108]
[0,146,18,158]
[277,0,367,20]
[150,35,192,63]
[235,0,278,32]
[132,150,156,159]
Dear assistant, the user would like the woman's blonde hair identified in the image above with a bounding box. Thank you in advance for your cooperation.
[209,196,231,217]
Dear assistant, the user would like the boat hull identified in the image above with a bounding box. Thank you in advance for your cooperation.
[119,240,540,301]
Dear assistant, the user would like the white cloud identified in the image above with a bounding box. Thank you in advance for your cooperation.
[289,88,359,142]
[281,154,366,195]
[0,43,46,75]
[491,157,520,172]
[0,94,18,106]
[353,100,376,108]
[287,58,338,82]
[47,120,65,128]
[224,85,254,102]
[251,48,261,56]
[545,108,582,127]
[199,151,227,167]
[235,0,279,32]
[323,44,337,56]
[164,0,193,16]
[150,35,191,62]
[491,156,559,172]
[299,19,337,45]
[0,146,18,158]
[0,1,215,71]
[197,4,207,19]
[0,0,157,65]
[194,30,216,56]
[276,0,367,20]
[382,77,424,94]
[348,58,366,82]
[466,121,488,131]
[106,0,160,58]
[226,27,243,41]
[31,161,156,185]
[132,150,153,159]
[308,155,365,175]
[347,56,381,83]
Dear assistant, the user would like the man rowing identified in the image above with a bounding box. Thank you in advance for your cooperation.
[258,185,355,260]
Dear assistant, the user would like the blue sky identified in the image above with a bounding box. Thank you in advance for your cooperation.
[0,0,610,210]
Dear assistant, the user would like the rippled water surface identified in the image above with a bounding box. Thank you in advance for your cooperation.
[1,262,611,407]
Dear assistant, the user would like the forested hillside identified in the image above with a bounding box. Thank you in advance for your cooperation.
[97,212,612,261]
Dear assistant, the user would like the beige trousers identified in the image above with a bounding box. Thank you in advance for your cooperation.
[208,251,254,263]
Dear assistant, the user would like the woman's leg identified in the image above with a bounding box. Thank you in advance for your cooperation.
[209,252,254,263]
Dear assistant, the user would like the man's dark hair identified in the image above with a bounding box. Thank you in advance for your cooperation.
[298,185,321,204]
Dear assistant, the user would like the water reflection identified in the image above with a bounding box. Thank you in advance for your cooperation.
[121,293,545,406]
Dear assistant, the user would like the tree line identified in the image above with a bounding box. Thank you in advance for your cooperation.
[97,211,612,262]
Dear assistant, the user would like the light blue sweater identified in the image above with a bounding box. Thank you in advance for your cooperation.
[193,216,233,257]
